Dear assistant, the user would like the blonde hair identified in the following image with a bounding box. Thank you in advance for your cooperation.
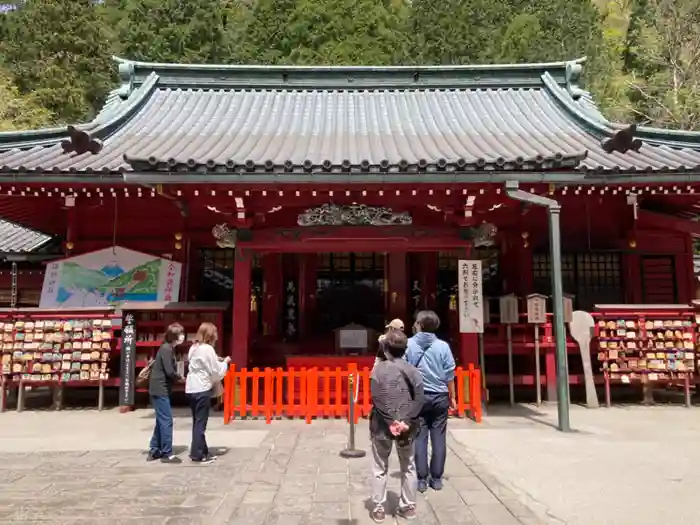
[195,322,218,346]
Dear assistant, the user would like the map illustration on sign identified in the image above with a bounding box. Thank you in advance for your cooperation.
[39,247,182,308]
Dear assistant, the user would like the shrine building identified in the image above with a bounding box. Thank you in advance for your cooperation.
[1,56,700,390]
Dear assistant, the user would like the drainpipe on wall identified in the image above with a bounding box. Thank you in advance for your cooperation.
[504,181,571,432]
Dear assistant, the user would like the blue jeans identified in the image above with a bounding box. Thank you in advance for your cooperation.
[149,395,173,457]
[414,392,449,481]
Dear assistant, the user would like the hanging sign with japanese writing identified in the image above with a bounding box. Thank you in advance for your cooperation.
[457,260,484,333]
[499,294,519,324]
[39,246,182,308]
[284,278,299,341]
[526,294,547,324]
[119,312,137,406]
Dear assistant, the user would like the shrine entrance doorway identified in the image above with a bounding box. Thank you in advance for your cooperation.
[313,252,385,335]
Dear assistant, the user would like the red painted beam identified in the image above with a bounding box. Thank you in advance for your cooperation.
[637,209,700,236]
[238,226,469,252]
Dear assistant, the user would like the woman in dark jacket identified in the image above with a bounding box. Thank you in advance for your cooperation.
[147,323,185,464]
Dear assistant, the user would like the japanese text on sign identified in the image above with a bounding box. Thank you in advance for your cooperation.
[526,294,547,324]
[119,312,137,406]
[164,262,176,302]
[457,260,483,333]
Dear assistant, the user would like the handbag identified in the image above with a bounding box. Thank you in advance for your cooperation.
[136,358,155,388]
[212,380,224,398]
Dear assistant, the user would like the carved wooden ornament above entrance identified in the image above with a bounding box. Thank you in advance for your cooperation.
[297,204,412,227]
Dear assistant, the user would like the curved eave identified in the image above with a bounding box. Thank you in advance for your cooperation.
[2,168,700,185]
[115,55,587,90]
[542,72,700,151]
[123,153,587,175]
[0,73,159,152]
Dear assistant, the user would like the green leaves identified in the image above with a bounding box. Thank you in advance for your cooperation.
[0,68,54,132]
[0,0,115,124]
[0,0,698,131]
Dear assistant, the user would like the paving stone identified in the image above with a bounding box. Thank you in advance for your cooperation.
[227,503,272,524]
[309,501,349,520]
[0,418,541,525]
[468,504,521,525]
[242,489,278,504]
[314,483,350,503]
[457,488,501,506]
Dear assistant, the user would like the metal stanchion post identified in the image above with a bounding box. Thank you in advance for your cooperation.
[340,373,366,459]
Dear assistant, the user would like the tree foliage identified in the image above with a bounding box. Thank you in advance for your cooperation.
[241,0,410,65]
[624,0,700,129]
[0,68,54,131]
[108,0,237,64]
[0,0,115,123]
[1,0,699,131]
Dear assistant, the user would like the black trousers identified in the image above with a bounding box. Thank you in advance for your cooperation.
[188,389,212,461]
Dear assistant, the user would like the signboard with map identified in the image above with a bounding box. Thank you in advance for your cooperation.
[39,247,182,308]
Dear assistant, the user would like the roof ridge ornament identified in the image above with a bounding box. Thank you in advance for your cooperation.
[117,61,135,99]
[60,126,103,156]
[565,61,584,101]
[601,124,643,154]
[297,203,412,226]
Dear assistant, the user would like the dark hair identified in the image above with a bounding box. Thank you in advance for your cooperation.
[415,310,440,333]
[384,330,408,358]
[164,322,185,343]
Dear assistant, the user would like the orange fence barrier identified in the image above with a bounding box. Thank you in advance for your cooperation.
[223,364,482,424]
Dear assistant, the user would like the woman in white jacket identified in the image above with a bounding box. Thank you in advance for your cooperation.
[185,322,230,464]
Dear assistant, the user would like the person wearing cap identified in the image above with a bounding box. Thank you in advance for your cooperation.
[374,319,405,369]
[406,310,456,493]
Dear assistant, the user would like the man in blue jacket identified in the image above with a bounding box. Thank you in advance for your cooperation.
[406,310,456,492]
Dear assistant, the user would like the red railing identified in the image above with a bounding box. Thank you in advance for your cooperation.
[223,364,482,424]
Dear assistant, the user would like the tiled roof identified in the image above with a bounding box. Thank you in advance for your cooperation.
[0,220,52,253]
[0,57,699,177]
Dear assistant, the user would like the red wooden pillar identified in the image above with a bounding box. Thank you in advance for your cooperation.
[261,254,282,338]
[232,248,252,367]
[387,253,408,323]
[298,254,317,339]
[420,252,438,311]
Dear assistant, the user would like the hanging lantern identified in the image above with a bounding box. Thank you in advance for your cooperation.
[174,242,182,250]
[174,232,183,241]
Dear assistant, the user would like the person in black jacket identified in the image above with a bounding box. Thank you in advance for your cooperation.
[147,323,185,464]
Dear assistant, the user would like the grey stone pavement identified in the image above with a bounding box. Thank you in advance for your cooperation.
[453,404,700,525]
[0,410,543,525]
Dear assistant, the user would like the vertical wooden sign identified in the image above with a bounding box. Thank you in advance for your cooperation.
[119,312,136,407]
[526,293,547,406]
[499,294,519,406]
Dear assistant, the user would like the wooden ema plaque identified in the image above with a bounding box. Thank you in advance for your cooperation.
[526,294,547,324]
[563,295,574,324]
[499,294,519,324]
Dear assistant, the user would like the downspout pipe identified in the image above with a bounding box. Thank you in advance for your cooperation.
[504,181,571,432]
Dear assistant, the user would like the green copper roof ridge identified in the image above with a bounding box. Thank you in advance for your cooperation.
[81,73,159,142]
[112,55,586,89]
[542,72,614,138]
[543,73,700,150]
[0,73,158,152]
[112,55,586,73]
[0,124,71,151]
